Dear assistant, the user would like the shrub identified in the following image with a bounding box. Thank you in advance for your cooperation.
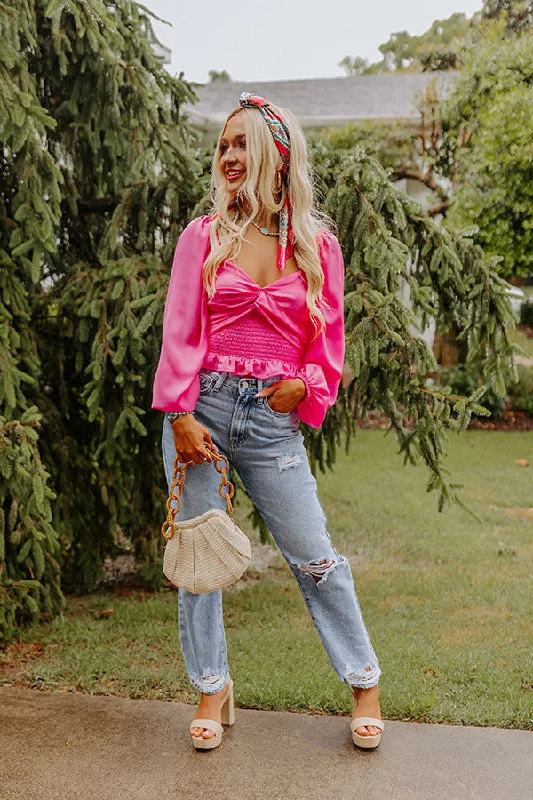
[508,364,533,417]
[519,301,533,327]
[515,395,533,416]
[440,364,507,419]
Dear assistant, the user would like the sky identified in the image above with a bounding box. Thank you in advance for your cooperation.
[144,0,484,84]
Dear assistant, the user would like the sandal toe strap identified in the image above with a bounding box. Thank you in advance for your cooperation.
[351,716,384,733]
[190,718,223,736]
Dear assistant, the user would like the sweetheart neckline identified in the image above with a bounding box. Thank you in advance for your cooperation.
[224,260,304,290]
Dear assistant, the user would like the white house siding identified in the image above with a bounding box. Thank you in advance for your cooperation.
[394,178,436,350]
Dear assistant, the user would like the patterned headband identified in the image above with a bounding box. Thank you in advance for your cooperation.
[239,92,291,175]
[238,92,293,271]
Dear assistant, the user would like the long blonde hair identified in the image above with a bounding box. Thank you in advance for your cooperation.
[203,103,333,329]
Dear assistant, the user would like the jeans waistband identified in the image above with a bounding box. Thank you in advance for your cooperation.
[200,369,283,394]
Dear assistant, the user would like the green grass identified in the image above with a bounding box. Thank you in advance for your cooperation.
[1,431,532,729]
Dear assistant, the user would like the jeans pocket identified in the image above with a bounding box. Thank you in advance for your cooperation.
[264,398,293,418]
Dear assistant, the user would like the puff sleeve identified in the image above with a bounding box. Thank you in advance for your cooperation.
[151,215,212,412]
[296,230,345,428]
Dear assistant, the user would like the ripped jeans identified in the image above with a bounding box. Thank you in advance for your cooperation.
[161,369,381,695]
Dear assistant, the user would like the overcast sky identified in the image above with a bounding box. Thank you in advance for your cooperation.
[145,0,483,84]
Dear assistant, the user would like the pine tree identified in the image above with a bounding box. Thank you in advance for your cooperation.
[305,147,516,512]
[1,1,65,639]
[1,0,201,639]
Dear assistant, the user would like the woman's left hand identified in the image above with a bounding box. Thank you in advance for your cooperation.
[257,378,306,413]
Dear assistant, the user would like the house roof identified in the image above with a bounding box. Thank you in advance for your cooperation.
[187,72,458,131]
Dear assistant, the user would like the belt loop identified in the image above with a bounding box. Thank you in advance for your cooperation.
[213,371,228,391]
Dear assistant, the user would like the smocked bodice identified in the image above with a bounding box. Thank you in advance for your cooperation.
[203,262,310,377]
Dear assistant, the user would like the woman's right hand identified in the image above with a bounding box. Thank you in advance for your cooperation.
[171,415,215,465]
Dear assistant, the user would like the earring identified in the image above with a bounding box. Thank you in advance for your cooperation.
[274,171,282,192]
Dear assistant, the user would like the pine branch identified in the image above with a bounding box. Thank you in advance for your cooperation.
[427,200,450,216]
[309,150,516,511]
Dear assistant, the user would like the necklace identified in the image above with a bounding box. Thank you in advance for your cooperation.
[252,220,279,237]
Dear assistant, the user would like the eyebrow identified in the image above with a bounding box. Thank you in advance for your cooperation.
[220,134,246,144]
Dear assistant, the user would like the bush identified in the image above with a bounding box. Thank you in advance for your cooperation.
[135,562,167,591]
[508,364,533,417]
[440,364,507,419]
[515,395,533,416]
[520,301,533,327]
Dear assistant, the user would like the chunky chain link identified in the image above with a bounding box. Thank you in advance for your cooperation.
[161,449,234,541]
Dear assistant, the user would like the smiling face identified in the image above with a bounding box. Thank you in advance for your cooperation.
[218,112,247,193]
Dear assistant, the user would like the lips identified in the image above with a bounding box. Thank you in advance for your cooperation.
[226,170,245,182]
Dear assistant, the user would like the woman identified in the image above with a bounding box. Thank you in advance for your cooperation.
[152,93,382,751]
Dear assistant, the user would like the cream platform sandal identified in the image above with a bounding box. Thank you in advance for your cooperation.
[190,678,235,751]
[350,716,384,750]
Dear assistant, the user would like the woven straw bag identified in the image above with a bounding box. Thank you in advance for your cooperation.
[161,450,251,594]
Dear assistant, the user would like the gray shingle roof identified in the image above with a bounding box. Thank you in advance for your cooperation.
[188,72,458,130]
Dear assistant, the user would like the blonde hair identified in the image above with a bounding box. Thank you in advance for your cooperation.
[203,103,333,329]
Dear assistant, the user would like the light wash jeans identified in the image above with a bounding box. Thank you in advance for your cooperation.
[161,369,381,694]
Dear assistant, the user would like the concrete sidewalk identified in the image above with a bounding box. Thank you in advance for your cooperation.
[0,686,531,800]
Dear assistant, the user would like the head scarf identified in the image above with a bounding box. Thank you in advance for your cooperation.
[239,92,293,271]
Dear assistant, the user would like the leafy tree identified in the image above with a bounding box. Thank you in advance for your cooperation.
[441,28,533,277]
[482,0,533,31]
[379,16,474,72]
[208,70,232,83]
[338,5,533,279]
[340,13,475,76]
[340,3,533,78]
[338,56,371,76]
[340,4,533,76]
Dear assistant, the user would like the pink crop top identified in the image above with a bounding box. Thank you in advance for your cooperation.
[151,215,345,428]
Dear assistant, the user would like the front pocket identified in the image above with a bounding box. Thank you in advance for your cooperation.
[264,399,292,417]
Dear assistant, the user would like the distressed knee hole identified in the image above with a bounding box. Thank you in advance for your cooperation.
[298,556,343,585]
[276,452,302,472]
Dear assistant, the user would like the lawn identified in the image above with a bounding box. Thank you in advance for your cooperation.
[1,431,532,729]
